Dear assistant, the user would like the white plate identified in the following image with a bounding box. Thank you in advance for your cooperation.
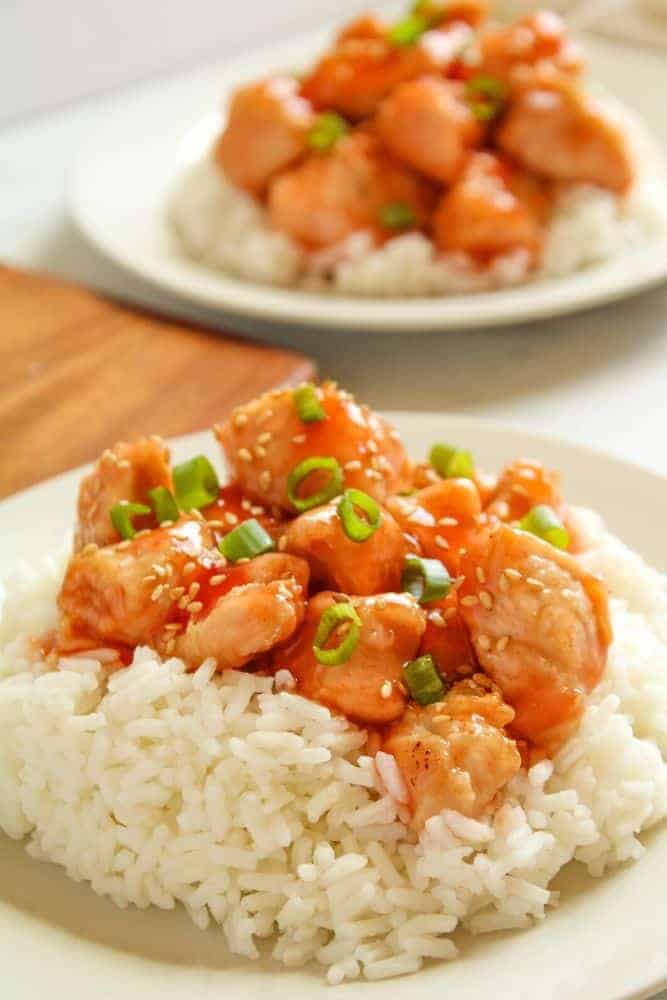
[68,30,667,333]
[1,413,667,999]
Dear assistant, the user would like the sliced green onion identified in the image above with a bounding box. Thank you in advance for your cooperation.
[287,456,344,513]
[404,654,447,705]
[109,501,151,541]
[148,486,179,524]
[306,112,349,151]
[379,201,416,231]
[388,13,429,46]
[173,455,220,511]
[519,504,570,551]
[293,383,326,424]
[313,602,362,666]
[429,442,475,480]
[402,554,452,604]
[465,75,506,122]
[220,518,276,562]
[337,489,382,542]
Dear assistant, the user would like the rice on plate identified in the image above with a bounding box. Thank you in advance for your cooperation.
[1,394,667,986]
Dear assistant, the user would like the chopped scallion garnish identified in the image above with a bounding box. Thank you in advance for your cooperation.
[173,455,220,511]
[109,501,151,541]
[337,489,382,542]
[388,13,429,46]
[429,442,475,480]
[465,75,506,122]
[312,602,362,666]
[404,654,447,705]
[402,555,452,604]
[293,383,326,424]
[306,112,349,152]
[379,201,416,231]
[148,486,179,524]
[287,456,344,513]
[519,504,570,551]
[220,518,276,562]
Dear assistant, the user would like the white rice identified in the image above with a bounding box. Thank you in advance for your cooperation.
[0,510,666,983]
[169,100,667,297]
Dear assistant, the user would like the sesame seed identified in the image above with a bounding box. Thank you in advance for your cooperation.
[210,574,225,586]
[134,529,151,538]
[224,512,239,526]
[367,439,379,455]
[143,574,157,583]
[116,540,132,550]
[183,561,196,575]
[236,557,250,565]
[259,470,272,491]
[461,595,478,607]
[451,575,465,591]
[511,484,530,497]
[504,568,521,581]
[257,431,272,445]
[380,681,393,700]
[189,508,204,521]
[375,599,387,610]
[153,563,167,577]
[479,591,493,610]
[475,567,486,583]
[241,499,252,511]
[526,577,544,591]
[233,412,248,428]
[254,444,267,459]
[164,622,183,633]
[117,459,131,469]
[344,460,362,471]
[160,520,175,529]
[496,636,509,652]
[187,601,203,614]
[151,584,166,602]
[434,535,449,550]
[495,501,510,519]
[292,434,307,445]
[438,516,459,527]
[519,467,537,480]
[188,581,201,598]
[170,586,185,599]
[365,469,383,481]
[429,611,446,627]
[250,505,265,516]
[478,635,491,651]
[277,535,287,551]
[178,596,190,610]
[206,519,224,528]
[238,448,253,463]
[458,547,468,557]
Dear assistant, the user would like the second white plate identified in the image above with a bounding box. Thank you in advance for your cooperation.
[69,30,667,333]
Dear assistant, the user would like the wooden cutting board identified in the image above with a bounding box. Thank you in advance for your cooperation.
[0,266,316,499]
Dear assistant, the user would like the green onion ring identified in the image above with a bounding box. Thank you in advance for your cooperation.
[287,456,344,513]
[337,489,382,543]
[173,455,220,511]
[402,554,452,604]
[404,654,447,705]
[220,518,276,562]
[109,501,151,541]
[313,602,362,666]
[293,383,326,424]
[519,504,570,551]
[306,112,349,152]
[379,201,416,231]
[388,13,429,46]
[148,486,179,524]
[429,442,475,480]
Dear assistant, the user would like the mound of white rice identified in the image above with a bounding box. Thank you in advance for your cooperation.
[0,510,666,983]
[169,100,667,297]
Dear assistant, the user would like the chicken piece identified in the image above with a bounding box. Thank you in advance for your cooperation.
[375,77,482,184]
[419,592,477,679]
[278,592,426,725]
[458,523,612,753]
[383,676,521,829]
[416,0,489,28]
[283,499,407,595]
[217,381,412,511]
[433,151,550,262]
[485,458,567,526]
[480,10,584,86]
[215,76,314,196]
[301,21,473,119]
[267,131,435,250]
[59,519,309,670]
[497,78,635,194]
[387,477,483,574]
[75,437,172,551]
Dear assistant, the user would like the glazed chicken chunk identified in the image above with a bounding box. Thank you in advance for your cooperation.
[214,76,315,196]
[479,10,584,85]
[458,522,612,753]
[384,676,521,829]
[217,380,413,511]
[75,437,172,551]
